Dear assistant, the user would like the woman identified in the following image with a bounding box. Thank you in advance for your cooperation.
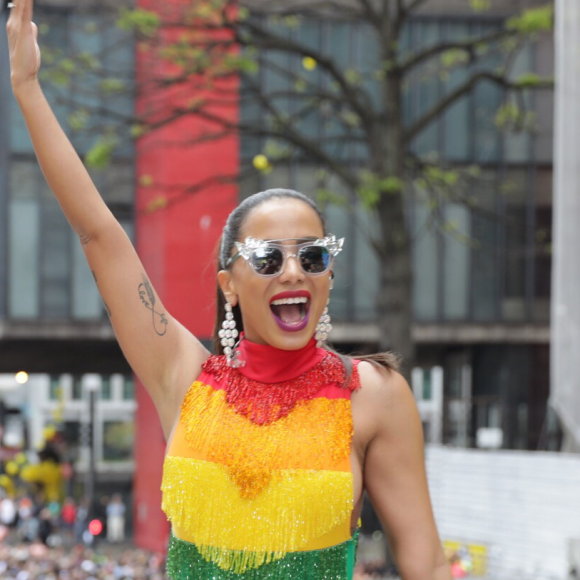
[6,2,452,579]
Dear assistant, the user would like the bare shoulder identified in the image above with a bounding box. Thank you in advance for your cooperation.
[353,361,421,441]
[355,361,416,415]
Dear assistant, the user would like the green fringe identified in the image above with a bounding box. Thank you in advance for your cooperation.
[166,533,358,580]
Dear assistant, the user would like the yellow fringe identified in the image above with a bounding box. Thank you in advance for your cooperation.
[179,382,353,498]
[161,456,353,573]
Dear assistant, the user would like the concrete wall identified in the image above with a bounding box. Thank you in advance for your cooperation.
[0,8,10,319]
[552,0,580,452]
[426,446,580,579]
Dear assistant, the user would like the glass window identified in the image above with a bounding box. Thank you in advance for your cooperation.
[325,193,353,323]
[473,79,502,163]
[353,205,380,322]
[442,22,471,162]
[40,193,71,318]
[9,199,40,318]
[9,159,134,320]
[103,421,134,461]
[534,205,551,320]
[72,239,103,319]
[466,173,499,321]
[99,163,134,205]
[501,171,527,321]
[122,376,134,400]
[412,203,439,321]
[410,21,442,157]
[72,377,83,400]
[101,377,112,400]
[533,36,554,164]
[442,204,470,320]
[10,99,35,154]
[504,44,534,164]
[49,377,63,401]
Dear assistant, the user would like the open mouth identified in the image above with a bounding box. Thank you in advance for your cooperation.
[269,295,311,332]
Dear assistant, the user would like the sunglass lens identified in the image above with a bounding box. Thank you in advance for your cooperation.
[251,247,284,275]
[299,246,330,273]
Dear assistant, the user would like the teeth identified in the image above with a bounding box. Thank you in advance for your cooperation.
[271,297,308,306]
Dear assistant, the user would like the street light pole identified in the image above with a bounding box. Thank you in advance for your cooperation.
[82,374,100,505]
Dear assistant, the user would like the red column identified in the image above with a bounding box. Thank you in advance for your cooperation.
[133,0,239,552]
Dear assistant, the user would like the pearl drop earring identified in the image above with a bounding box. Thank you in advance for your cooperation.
[218,302,245,367]
[315,301,332,348]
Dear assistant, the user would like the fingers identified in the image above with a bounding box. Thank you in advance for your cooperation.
[31,21,37,40]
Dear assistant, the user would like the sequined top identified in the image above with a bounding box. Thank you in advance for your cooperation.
[161,338,360,579]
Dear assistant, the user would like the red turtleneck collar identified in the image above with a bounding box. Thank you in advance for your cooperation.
[235,334,326,384]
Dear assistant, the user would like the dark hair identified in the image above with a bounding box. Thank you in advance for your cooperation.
[213,188,400,378]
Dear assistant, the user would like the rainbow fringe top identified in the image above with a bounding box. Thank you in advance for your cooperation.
[161,337,360,579]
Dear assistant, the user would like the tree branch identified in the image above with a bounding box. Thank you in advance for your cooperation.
[183,106,359,190]
[357,0,378,21]
[400,27,511,73]
[236,18,375,129]
[137,171,247,215]
[404,70,551,145]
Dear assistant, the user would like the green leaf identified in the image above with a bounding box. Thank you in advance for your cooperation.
[139,174,154,187]
[294,78,307,92]
[373,69,386,81]
[514,72,551,88]
[60,59,76,74]
[469,0,492,13]
[130,124,148,138]
[263,140,289,161]
[78,51,101,72]
[117,8,161,37]
[68,109,89,131]
[441,49,470,69]
[223,54,259,74]
[340,111,360,128]
[315,189,347,209]
[506,5,554,35]
[100,78,126,93]
[356,171,404,209]
[345,68,362,86]
[45,69,70,87]
[283,15,301,28]
[495,102,520,129]
[85,136,118,169]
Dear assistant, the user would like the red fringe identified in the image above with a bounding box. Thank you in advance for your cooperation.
[202,353,360,425]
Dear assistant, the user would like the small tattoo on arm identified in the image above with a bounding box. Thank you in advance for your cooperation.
[92,270,112,318]
[138,274,168,336]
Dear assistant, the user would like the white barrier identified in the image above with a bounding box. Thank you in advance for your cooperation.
[426,446,580,579]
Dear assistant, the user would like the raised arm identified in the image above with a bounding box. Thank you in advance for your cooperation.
[6,0,210,437]
[356,363,452,580]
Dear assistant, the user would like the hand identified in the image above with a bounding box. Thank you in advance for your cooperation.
[6,0,41,90]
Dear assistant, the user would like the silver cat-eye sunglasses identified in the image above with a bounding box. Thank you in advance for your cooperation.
[226,235,344,277]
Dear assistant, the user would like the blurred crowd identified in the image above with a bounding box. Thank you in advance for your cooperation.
[0,493,126,547]
[0,543,165,580]
[0,541,392,580]
[0,494,396,579]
